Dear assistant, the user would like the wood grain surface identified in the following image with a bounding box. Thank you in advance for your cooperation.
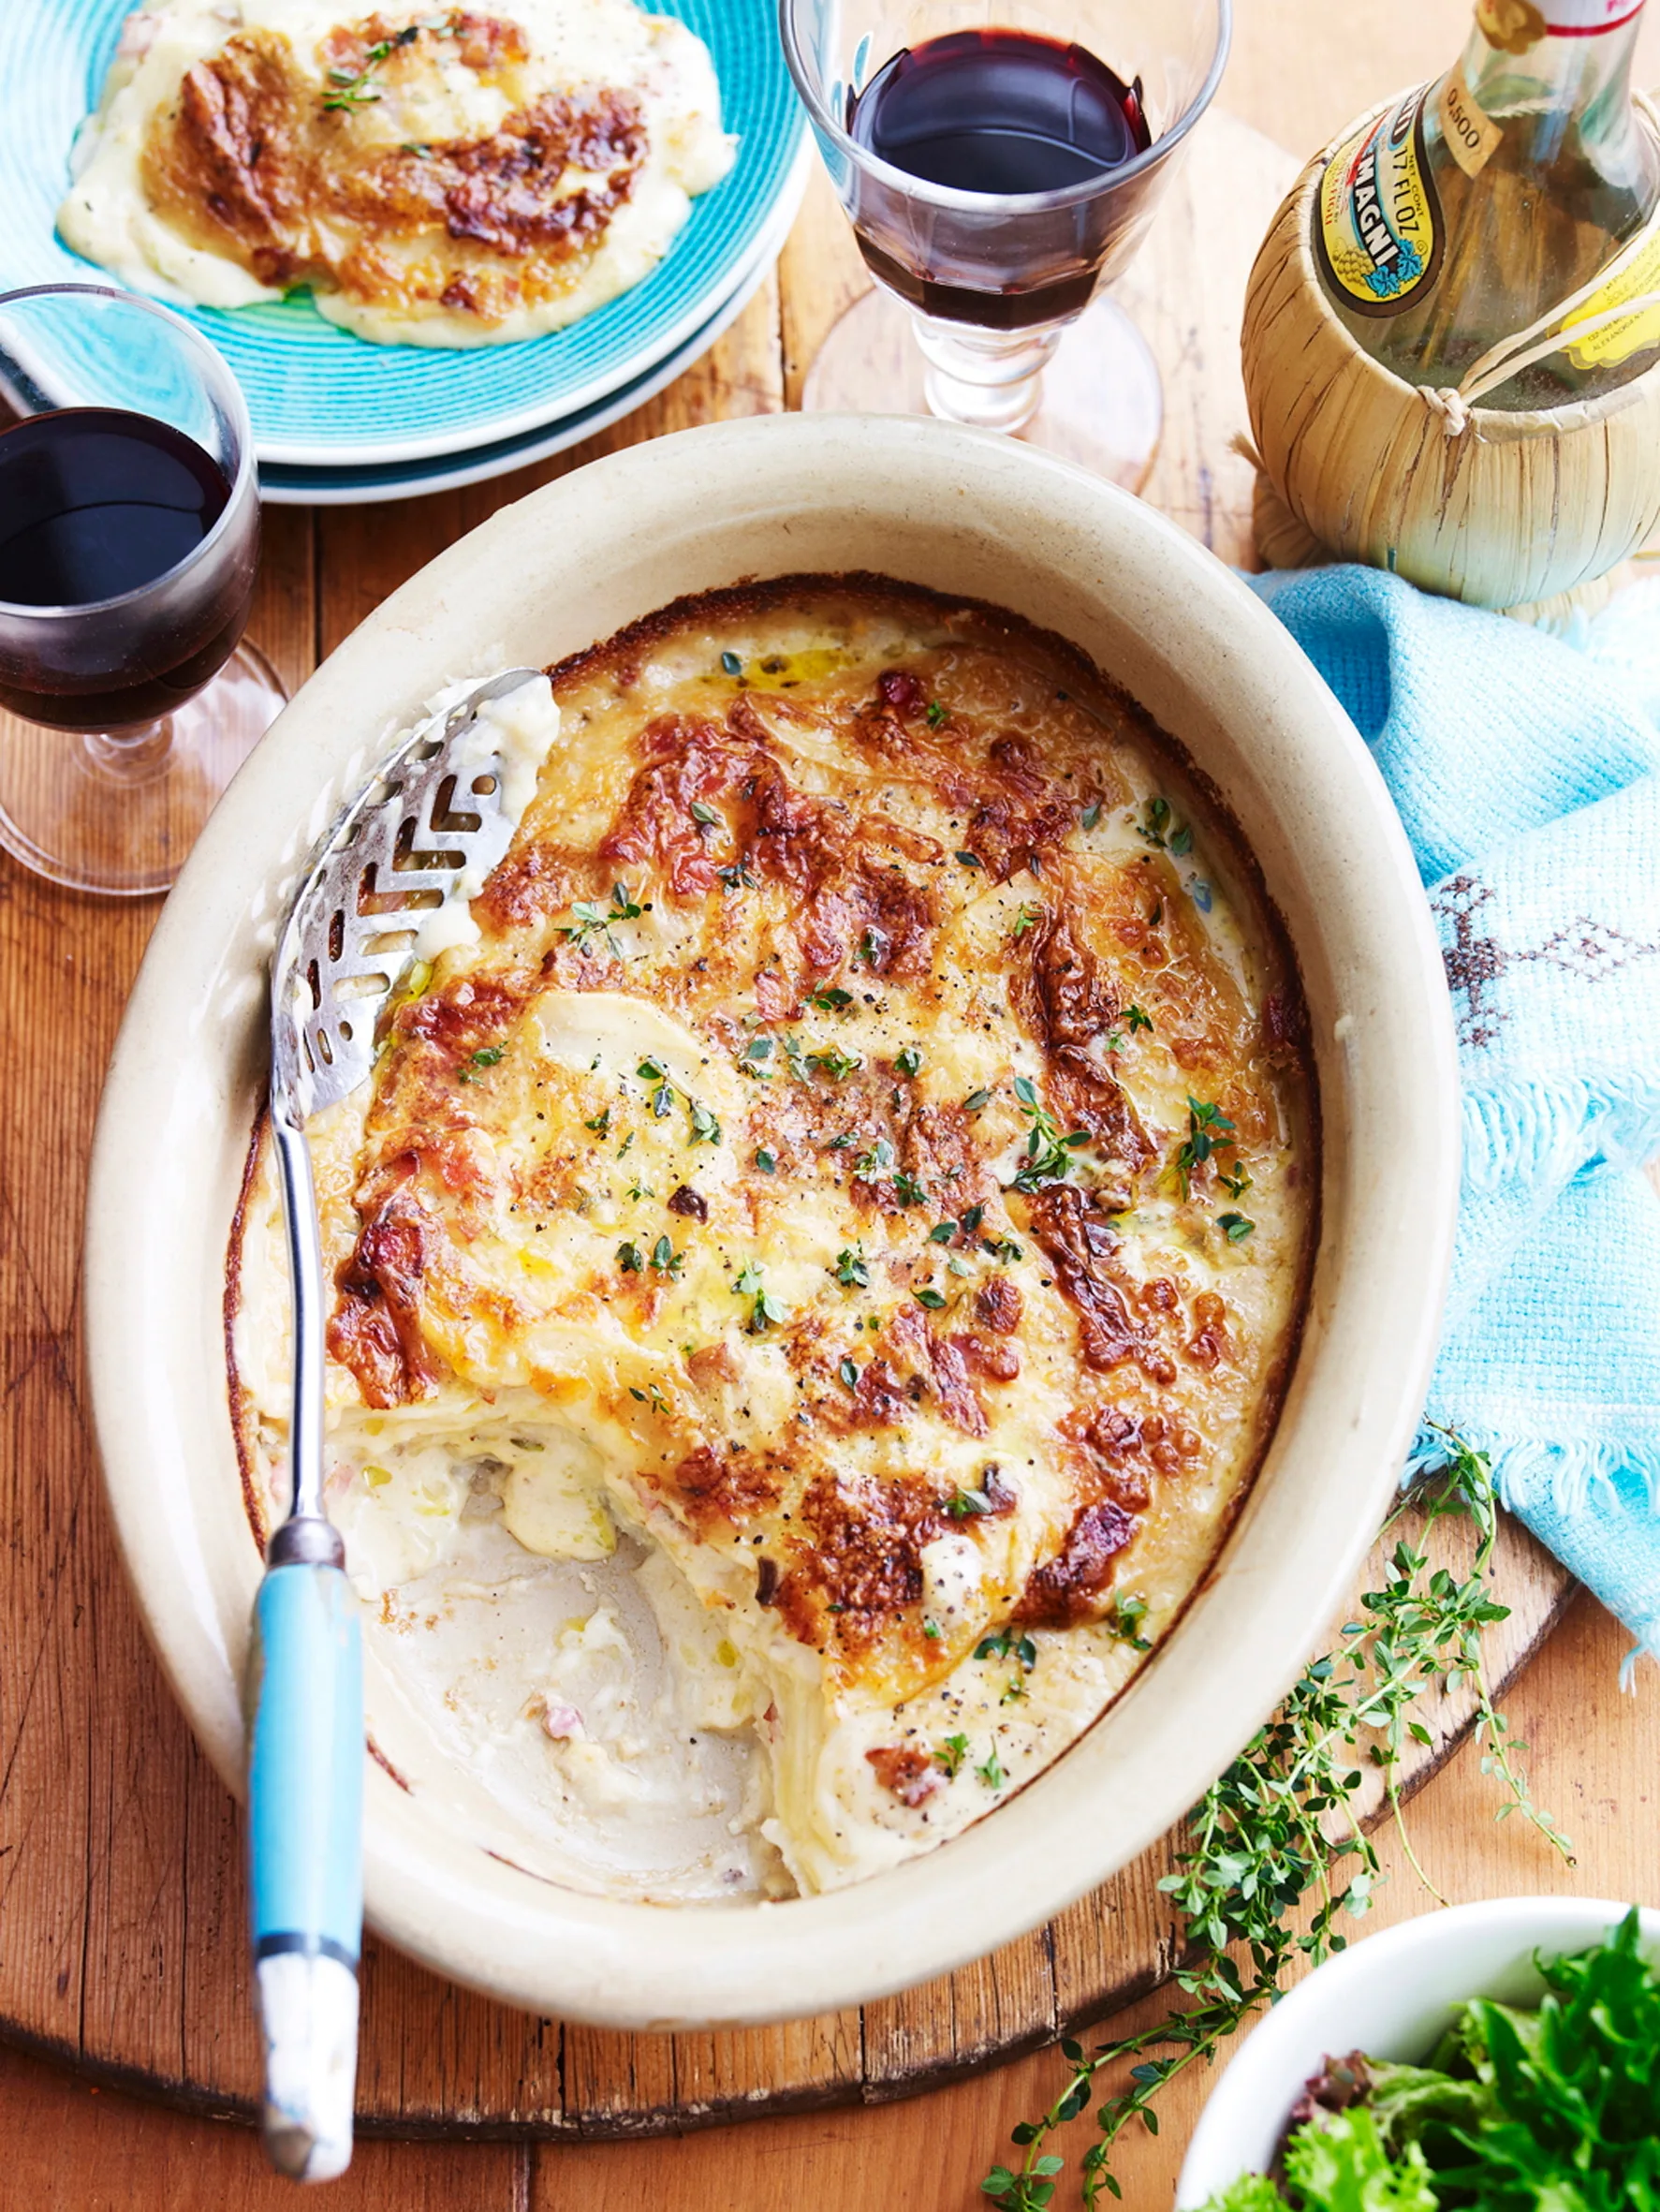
[3,0,1657,2200]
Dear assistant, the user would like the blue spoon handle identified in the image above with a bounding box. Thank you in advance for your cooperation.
[247,1556,364,2181]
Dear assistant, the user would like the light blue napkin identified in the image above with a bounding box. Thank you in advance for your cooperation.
[1250,567,1660,1661]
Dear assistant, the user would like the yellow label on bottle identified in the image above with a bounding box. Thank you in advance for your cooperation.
[1438,61,1504,178]
[1317,86,1444,316]
[1563,227,1660,367]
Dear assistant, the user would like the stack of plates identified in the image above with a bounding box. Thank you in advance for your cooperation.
[0,0,807,504]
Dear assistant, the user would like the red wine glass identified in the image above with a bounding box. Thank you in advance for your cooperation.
[0,284,285,897]
[780,0,1231,485]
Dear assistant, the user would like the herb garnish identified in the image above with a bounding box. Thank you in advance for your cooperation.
[634,1057,721,1146]
[1011,1075,1091,1193]
[980,1434,1573,2211]
[976,1628,1037,1671]
[964,1087,993,1113]
[810,987,853,1012]
[1081,801,1102,831]
[617,1241,643,1274]
[322,22,419,109]
[1173,1096,1236,1200]
[838,1357,859,1392]
[914,1286,947,1311]
[733,1261,786,1334]
[1217,1211,1256,1243]
[562,880,644,957]
[977,1748,1006,1792]
[936,1733,970,1779]
[1012,904,1043,941]
[834,1246,870,1289]
[896,1045,922,1078]
[927,700,948,729]
[755,1147,777,1174]
[720,650,743,677]
[1107,1595,1151,1651]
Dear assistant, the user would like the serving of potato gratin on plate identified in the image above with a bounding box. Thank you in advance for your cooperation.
[60,0,733,345]
[228,576,1315,1904]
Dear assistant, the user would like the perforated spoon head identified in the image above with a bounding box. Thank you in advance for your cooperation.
[270,668,542,1128]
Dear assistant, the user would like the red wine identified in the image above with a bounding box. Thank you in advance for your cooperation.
[0,408,229,606]
[0,408,252,730]
[846,29,1152,328]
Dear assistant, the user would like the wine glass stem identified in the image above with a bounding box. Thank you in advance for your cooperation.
[82,722,174,786]
[910,313,1065,435]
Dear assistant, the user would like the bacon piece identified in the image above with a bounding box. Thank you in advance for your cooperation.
[685,1342,739,1391]
[327,1182,441,1408]
[1014,908,1153,1181]
[974,1276,1023,1335]
[155,35,308,282]
[954,1333,1021,1385]
[1023,1186,1177,1385]
[876,670,926,716]
[599,714,751,899]
[959,735,1078,882]
[1012,1498,1138,1628]
[887,1305,989,1438]
[866,1746,941,1808]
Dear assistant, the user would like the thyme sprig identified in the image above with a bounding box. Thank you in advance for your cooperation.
[982,1433,1572,2212]
[322,22,419,110]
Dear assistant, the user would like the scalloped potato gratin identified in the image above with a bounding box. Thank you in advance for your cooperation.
[228,575,1315,1903]
[59,0,733,346]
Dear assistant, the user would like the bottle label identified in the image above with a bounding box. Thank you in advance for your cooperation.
[1437,60,1504,177]
[1316,87,1444,316]
[1478,0,1644,48]
[1563,227,1660,365]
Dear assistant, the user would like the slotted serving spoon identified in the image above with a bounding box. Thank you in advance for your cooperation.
[255,668,542,2181]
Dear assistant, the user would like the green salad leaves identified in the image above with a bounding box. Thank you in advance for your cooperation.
[1195,1910,1660,2211]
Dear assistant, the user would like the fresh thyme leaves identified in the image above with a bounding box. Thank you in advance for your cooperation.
[469,1046,504,1067]
[914,1286,947,1311]
[1012,904,1043,941]
[945,1482,993,1518]
[1220,1159,1253,1201]
[1107,1595,1151,1651]
[627,1382,669,1414]
[855,930,879,966]
[1174,1096,1237,1201]
[894,1170,929,1207]
[617,1241,643,1274]
[929,1221,955,1245]
[812,1045,861,1082]
[977,1748,1007,1792]
[650,1235,683,1277]
[720,650,742,677]
[755,1146,777,1174]
[562,880,644,955]
[977,1628,1038,1670]
[927,700,948,729]
[733,1261,786,1334]
[738,1038,773,1076]
[322,22,419,108]
[632,1057,720,1145]
[834,1246,870,1289]
[1137,796,1171,848]
[1081,801,1103,831]
[1218,1211,1256,1243]
[583,1108,611,1136]
[964,1087,993,1113]
[855,1137,895,1179]
[1011,1075,1091,1193]
[810,987,853,1012]
[957,850,985,869]
[838,1357,859,1392]
[981,1433,1573,2212]
[689,800,719,828]
[936,1733,970,1778]
[896,1045,923,1078]
[1169,823,1193,857]
[1126,1005,1153,1034]
[718,862,758,892]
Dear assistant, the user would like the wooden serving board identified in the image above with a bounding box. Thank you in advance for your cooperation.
[0,112,1574,2138]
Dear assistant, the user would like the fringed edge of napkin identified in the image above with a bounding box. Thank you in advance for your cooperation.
[1407,1421,1660,1671]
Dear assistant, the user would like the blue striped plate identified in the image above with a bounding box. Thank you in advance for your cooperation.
[0,0,801,466]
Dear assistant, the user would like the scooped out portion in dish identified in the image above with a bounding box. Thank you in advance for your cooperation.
[59,0,735,347]
[228,575,1316,1903]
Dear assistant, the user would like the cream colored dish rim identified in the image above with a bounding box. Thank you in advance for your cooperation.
[83,414,1460,2030]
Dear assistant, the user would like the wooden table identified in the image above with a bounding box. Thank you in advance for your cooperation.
[5,1,1659,2201]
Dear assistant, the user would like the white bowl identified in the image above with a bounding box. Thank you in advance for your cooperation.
[1176,1895,1660,2204]
[83,414,1460,2029]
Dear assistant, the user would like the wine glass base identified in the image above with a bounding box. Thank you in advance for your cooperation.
[801,285,1163,492]
[0,641,287,898]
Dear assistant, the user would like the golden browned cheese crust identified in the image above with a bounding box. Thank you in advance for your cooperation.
[231,574,1316,1896]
